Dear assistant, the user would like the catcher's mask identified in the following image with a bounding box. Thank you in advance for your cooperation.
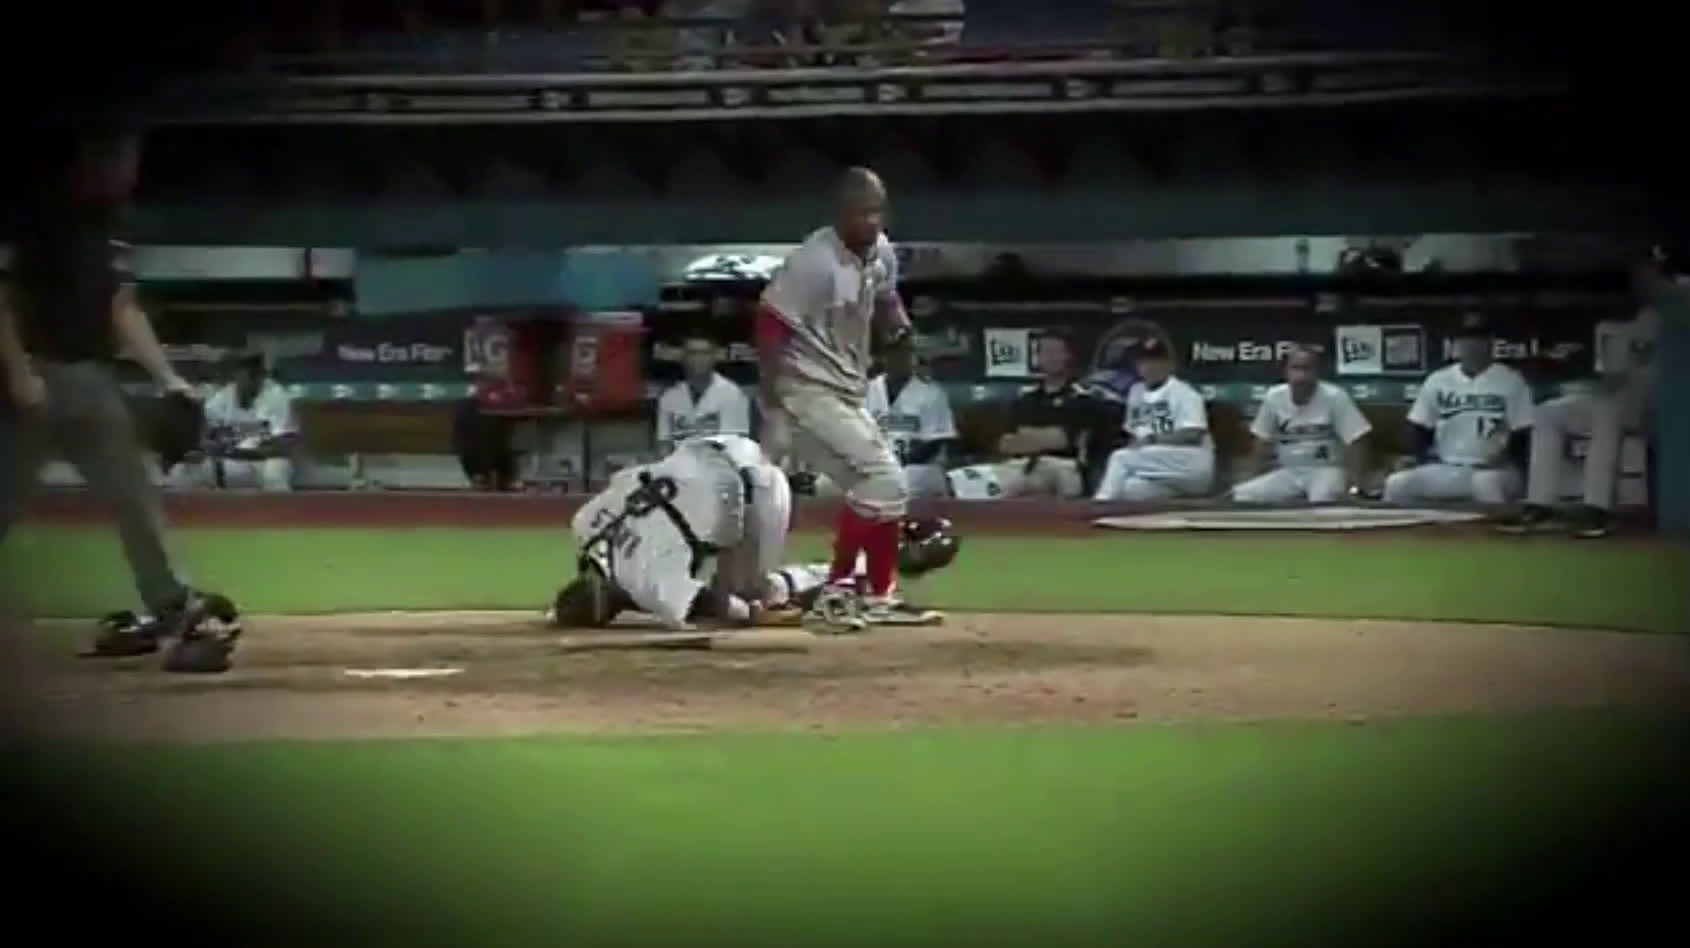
[898,516,960,578]
[550,562,619,628]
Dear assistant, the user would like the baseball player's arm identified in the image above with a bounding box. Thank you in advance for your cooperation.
[1155,386,1209,447]
[1401,376,1438,466]
[905,387,958,464]
[996,390,1062,455]
[1502,374,1534,469]
[871,247,911,346]
[111,284,191,395]
[1245,401,1278,475]
[1334,393,1373,487]
[0,279,30,376]
[720,385,753,437]
[653,389,677,455]
[250,392,302,458]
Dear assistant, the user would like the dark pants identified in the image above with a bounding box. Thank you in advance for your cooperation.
[452,398,516,491]
[1,359,187,612]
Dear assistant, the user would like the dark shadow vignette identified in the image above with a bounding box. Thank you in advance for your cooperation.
[4,1,1687,946]
[1,710,1686,948]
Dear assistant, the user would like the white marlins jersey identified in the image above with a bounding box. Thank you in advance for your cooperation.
[865,373,956,463]
[1408,362,1534,466]
[760,227,900,402]
[654,373,751,446]
[1250,382,1372,469]
[570,436,755,628]
[204,379,298,448]
[1124,377,1212,447]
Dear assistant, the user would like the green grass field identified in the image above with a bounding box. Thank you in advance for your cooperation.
[5,525,1687,945]
[6,526,1688,633]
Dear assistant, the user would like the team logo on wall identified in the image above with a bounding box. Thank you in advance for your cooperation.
[1087,317,1174,399]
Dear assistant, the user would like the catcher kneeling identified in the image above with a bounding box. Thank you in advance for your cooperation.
[548,434,957,634]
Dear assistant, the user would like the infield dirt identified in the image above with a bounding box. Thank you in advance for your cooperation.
[4,611,1689,743]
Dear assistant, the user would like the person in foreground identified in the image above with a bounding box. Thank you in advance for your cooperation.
[0,128,239,673]
[755,166,938,628]
[1497,244,1673,539]
[1382,312,1534,507]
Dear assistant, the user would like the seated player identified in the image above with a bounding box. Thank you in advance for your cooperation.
[805,334,956,499]
[946,332,1117,499]
[168,352,299,492]
[548,433,790,632]
[1500,248,1670,538]
[1383,313,1533,506]
[866,334,957,497]
[1092,338,1215,501]
[654,332,752,455]
[1231,345,1372,504]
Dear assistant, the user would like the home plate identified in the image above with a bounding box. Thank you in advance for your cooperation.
[343,667,466,680]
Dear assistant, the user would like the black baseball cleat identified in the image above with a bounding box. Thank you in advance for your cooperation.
[161,591,243,673]
[82,591,243,671]
[81,610,166,658]
[1569,505,1613,540]
[1494,505,1559,535]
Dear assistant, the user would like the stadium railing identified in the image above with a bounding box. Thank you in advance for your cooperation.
[237,2,1450,77]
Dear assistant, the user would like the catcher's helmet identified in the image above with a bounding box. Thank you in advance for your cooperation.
[898,516,960,578]
[549,563,619,628]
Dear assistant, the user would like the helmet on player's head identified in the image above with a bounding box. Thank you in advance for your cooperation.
[898,516,960,577]
[549,561,618,628]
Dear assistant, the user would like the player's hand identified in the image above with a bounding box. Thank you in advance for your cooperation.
[6,368,47,412]
[159,373,196,398]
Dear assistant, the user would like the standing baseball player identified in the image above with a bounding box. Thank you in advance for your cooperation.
[1231,345,1372,504]
[865,333,956,498]
[755,167,938,627]
[1092,338,1215,502]
[1383,313,1534,506]
[549,434,794,631]
[1499,248,1671,538]
[653,332,751,455]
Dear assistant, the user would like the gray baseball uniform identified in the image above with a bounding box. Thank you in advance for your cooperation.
[1525,307,1658,510]
[760,227,906,520]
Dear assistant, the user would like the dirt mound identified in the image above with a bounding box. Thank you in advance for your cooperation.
[5,612,1688,743]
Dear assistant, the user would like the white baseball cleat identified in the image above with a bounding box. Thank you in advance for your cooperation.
[862,596,945,627]
[803,584,868,635]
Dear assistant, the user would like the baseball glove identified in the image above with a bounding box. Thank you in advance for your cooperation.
[749,603,805,628]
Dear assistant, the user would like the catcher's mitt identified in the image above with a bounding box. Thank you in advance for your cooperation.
[152,390,206,471]
[749,603,805,628]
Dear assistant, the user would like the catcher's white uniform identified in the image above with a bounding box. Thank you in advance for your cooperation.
[569,435,790,629]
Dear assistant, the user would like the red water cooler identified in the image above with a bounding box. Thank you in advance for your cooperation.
[554,310,646,414]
